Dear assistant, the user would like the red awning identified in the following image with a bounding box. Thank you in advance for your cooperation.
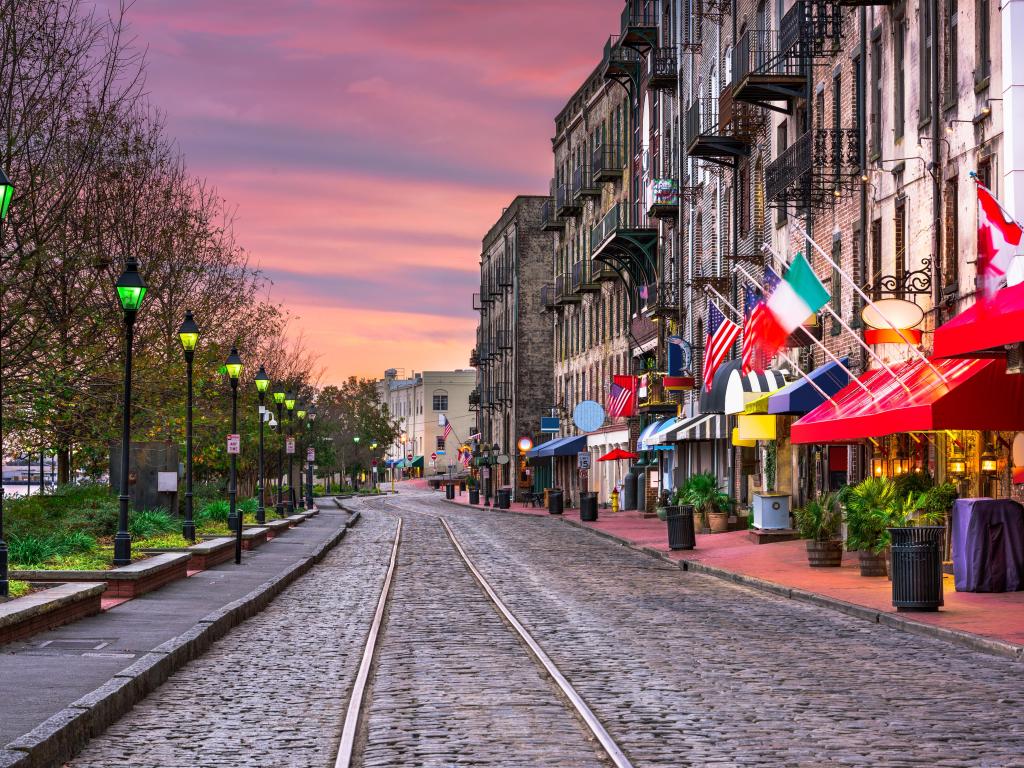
[790,356,1024,444]
[934,282,1024,358]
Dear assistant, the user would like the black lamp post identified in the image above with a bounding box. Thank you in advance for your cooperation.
[177,311,199,542]
[295,405,306,509]
[113,256,147,566]
[307,405,317,508]
[254,366,270,525]
[224,347,243,564]
[272,386,286,516]
[0,167,13,597]
[483,442,492,507]
[285,391,296,513]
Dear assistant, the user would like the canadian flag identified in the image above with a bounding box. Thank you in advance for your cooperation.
[977,181,1022,297]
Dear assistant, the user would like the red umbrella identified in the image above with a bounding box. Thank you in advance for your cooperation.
[598,448,638,462]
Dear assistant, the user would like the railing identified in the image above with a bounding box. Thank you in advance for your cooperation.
[572,164,597,198]
[621,0,659,31]
[685,94,760,148]
[732,28,805,84]
[765,128,861,207]
[604,34,642,70]
[496,329,512,350]
[591,202,654,249]
[555,182,576,215]
[469,389,481,406]
[592,142,624,180]
[571,260,591,292]
[649,48,677,86]
[555,272,571,300]
[540,198,558,229]
[541,283,556,309]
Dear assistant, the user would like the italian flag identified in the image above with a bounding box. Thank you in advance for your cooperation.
[761,252,830,355]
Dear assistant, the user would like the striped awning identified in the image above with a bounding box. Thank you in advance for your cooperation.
[659,413,729,442]
[637,419,672,451]
[699,360,787,415]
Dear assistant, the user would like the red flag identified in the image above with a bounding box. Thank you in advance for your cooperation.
[977,181,1022,297]
[607,375,637,418]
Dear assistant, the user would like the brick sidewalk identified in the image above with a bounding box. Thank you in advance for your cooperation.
[437,485,1024,652]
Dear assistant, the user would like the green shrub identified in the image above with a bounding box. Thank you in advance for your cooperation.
[8,580,32,598]
[794,493,841,541]
[128,509,178,539]
[196,499,230,525]
[237,497,258,516]
[134,532,191,550]
[8,530,98,568]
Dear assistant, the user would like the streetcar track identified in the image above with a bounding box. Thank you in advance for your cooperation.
[334,495,633,768]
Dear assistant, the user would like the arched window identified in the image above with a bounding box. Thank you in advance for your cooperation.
[432,389,448,411]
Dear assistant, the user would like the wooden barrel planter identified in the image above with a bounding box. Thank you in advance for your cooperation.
[806,540,843,567]
[858,550,888,577]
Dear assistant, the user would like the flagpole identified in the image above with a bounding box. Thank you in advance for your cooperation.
[720,269,879,401]
[703,284,848,408]
[786,224,948,384]
[758,246,915,395]
[970,172,1024,229]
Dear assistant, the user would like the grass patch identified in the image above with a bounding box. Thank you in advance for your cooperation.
[7,581,32,599]
[128,509,178,539]
[134,533,193,550]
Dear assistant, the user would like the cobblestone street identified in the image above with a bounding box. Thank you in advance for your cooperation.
[66,492,1024,767]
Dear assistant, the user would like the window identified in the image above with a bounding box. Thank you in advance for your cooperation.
[943,180,959,291]
[944,0,958,107]
[870,219,883,300]
[894,16,905,139]
[871,32,882,156]
[436,436,445,451]
[432,391,448,411]
[976,0,990,84]
[894,197,907,300]
[920,2,933,122]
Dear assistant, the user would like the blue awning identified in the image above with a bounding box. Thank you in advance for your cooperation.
[768,358,850,415]
[527,434,587,459]
[637,419,671,451]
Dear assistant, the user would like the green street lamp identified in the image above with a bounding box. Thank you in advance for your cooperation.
[0,168,12,597]
[296,407,307,420]
[0,167,13,222]
[353,436,361,444]
[273,386,286,516]
[285,391,296,513]
[225,347,244,564]
[113,257,147,566]
[306,405,317,507]
[178,311,200,542]
[254,366,270,525]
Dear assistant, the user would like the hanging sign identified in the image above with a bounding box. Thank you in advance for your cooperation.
[541,417,560,433]
[307,447,315,462]
[286,437,296,454]
[227,434,241,455]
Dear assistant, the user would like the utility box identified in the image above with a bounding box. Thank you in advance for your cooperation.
[109,441,180,514]
[752,492,791,530]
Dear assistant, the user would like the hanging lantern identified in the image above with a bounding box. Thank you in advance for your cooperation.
[980,445,998,475]
[948,444,967,477]
[871,445,887,478]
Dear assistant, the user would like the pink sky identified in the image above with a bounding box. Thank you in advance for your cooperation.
[105,0,617,384]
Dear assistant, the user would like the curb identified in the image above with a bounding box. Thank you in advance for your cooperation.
[441,497,1024,663]
[1,509,362,768]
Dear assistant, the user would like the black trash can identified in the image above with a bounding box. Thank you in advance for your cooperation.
[667,504,696,550]
[580,492,598,522]
[622,470,637,511]
[548,488,564,515]
[469,488,480,505]
[459,481,466,493]
[889,526,944,611]
[497,487,511,509]
[446,483,455,500]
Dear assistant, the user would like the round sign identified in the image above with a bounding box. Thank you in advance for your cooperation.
[517,436,534,453]
[372,459,378,467]
[407,453,413,461]
[430,452,437,460]
[573,400,606,432]
[860,298,924,331]
[496,454,510,465]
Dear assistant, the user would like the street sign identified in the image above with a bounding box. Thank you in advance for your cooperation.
[286,437,295,454]
[430,451,437,461]
[573,400,605,432]
[540,416,560,433]
[372,459,378,467]
[577,451,591,470]
[482,467,491,478]
[496,454,510,465]
[227,434,241,455]
[407,453,413,461]
[307,447,315,462]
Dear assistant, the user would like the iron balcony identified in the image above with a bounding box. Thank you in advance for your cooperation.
[592,142,625,183]
[540,198,562,231]
[572,164,601,201]
[571,259,600,294]
[555,182,579,218]
[619,0,658,49]
[540,282,559,312]
[648,48,677,90]
[684,91,760,167]
[555,272,581,304]
[765,127,861,210]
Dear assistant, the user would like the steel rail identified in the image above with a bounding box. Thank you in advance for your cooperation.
[334,517,402,768]
[439,517,634,768]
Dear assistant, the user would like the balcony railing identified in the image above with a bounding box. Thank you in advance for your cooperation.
[592,142,625,182]
[540,198,561,231]
[591,256,617,282]
[765,128,861,209]
[620,0,659,46]
[555,272,580,304]
[648,48,677,89]
[684,93,761,164]
[591,202,654,250]
[603,34,642,78]
[572,164,600,200]
[469,349,480,367]
[732,27,805,86]
[541,282,557,310]
[555,182,578,217]
[496,329,512,350]
[571,259,600,294]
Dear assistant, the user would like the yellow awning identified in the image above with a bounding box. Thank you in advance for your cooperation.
[738,414,777,441]
[731,427,757,448]
[744,392,773,415]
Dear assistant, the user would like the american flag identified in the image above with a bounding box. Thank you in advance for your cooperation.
[442,418,453,442]
[607,375,637,418]
[741,285,767,375]
[467,431,482,441]
[704,301,741,392]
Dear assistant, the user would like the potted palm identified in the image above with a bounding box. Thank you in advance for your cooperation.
[794,492,842,567]
[684,472,732,533]
[840,477,896,576]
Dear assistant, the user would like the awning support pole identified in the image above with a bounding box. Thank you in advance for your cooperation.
[758,247,915,396]
[703,284,848,408]
[787,224,949,384]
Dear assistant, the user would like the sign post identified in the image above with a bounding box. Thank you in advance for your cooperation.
[227,434,241,455]
[286,437,295,455]
[577,451,591,493]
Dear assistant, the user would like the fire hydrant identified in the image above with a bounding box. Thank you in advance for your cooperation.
[610,489,620,513]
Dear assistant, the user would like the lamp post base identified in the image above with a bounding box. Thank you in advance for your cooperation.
[0,543,8,598]
[182,520,196,542]
[113,532,132,567]
[227,514,239,533]
[256,508,265,525]
[275,502,284,518]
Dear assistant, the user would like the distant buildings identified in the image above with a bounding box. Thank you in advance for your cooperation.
[376,369,476,474]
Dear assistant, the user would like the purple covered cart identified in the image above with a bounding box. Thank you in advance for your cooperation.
[951,498,1024,592]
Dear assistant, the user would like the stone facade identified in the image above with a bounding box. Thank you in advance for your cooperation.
[473,196,555,489]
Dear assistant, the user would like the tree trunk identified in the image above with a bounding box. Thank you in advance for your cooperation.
[57,445,71,485]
